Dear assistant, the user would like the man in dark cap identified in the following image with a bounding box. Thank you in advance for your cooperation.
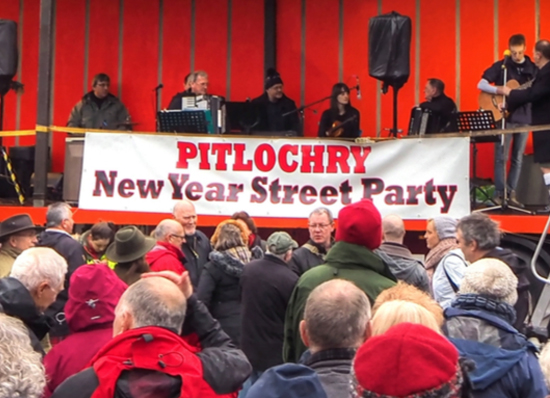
[0,214,41,277]
[251,68,302,135]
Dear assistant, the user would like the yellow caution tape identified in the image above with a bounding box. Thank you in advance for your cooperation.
[0,130,37,137]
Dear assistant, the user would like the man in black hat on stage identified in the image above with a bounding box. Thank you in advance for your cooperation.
[251,68,302,135]
[0,214,41,277]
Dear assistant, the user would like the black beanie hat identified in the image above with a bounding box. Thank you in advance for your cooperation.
[265,68,283,90]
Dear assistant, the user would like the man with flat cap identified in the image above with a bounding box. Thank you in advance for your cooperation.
[251,68,302,135]
[106,226,156,286]
[0,214,41,277]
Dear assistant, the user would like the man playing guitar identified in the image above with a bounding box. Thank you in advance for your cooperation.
[478,34,537,207]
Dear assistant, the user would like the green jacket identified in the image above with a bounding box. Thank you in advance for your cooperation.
[67,92,129,130]
[283,241,397,363]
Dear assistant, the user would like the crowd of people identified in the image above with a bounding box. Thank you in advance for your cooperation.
[1,199,550,398]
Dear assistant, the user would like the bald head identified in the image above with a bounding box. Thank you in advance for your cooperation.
[172,200,198,235]
[301,279,371,353]
[154,219,184,243]
[535,40,550,64]
[382,214,406,244]
[115,277,187,335]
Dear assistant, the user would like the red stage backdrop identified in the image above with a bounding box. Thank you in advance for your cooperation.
[1,0,549,178]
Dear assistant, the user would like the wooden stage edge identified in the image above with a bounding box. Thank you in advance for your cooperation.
[0,206,546,235]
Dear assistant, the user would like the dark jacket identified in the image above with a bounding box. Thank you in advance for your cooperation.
[444,295,547,398]
[508,61,550,163]
[484,56,537,125]
[419,93,457,133]
[167,89,195,110]
[481,247,530,332]
[146,241,187,274]
[197,250,247,346]
[317,107,361,138]
[378,242,430,292]
[240,254,299,371]
[50,295,252,398]
[67,92,130,130]
[182,229,212,288]
[0,277,52,355]
[304,348,356,398]
[37,230,87,337]
[283,241,397,363]
[288,240,330,277]
[250,92,302,135]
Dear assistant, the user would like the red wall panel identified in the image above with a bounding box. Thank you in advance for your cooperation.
[381,0,416,136]
[343,0,378,137]
[160,0,192,109]
[499,0,536,58]
[51,0,86,172]
[230,0,264,101]
[542,0,550,41]
[194,0,228,98]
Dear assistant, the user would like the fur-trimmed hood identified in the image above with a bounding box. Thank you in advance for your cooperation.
[209,250,247,278]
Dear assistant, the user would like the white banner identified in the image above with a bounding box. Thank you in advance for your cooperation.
[79,133,471,219]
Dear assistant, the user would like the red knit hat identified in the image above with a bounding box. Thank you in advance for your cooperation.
[353,323,463,398]
[335,200,382,250]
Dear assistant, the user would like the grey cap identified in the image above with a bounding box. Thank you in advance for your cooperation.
[267,231,298,255]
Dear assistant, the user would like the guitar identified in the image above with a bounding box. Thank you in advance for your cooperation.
[478,79,532,121]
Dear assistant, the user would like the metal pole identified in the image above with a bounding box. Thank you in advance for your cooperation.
[33,0,55,207]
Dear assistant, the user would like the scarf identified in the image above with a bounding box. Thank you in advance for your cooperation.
[225,246,252,265]
[425,238,458,277]
[452,293,517,326]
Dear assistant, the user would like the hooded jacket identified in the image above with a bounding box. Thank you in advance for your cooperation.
[50,295,252,398]
[0,277,52,355]
[377,243,430,293]
[444,296,547,398]
[43,264,127,397]
[145,241,187,274]
[197,250,250,346]
[283,241,397,363]
[37,229,87,336]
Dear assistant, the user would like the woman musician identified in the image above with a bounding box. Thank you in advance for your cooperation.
[317,83,361,138]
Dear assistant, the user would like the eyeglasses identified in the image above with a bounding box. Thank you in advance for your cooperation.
[308,223,331,229]
[170,234,186,240]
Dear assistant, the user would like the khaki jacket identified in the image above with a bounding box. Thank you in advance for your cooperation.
[0,246,21,277]
[67,92,130,130]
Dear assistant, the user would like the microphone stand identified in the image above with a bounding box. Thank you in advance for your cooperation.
[153,84,163,131]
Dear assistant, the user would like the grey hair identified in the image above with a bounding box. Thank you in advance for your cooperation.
[10,248,68,292]
[46,202,72,228]
[154,219,181,240]
[304,279,371,350]
[214,224,244,251]
[0,314,46,398]
[309,207,334,223]
[190,70,208,83]
[119,278,187,334]
[457,213,501,250]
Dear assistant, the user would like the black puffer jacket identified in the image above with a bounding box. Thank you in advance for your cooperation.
[197,250,249,346]
[0,277,52,355]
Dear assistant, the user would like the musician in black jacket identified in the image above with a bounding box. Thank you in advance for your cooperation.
[317,83,360,138]
[504,39,550,194]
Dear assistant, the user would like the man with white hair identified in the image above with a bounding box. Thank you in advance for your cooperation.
[0,247,68,355]
[37,202,86,338]
[378,214,430,292]
[299,279,371,398]
[167,70,209,109]
[444,258,547,398]
[51,272,251,398]
[172,200,211,287]
[145,219,187,274]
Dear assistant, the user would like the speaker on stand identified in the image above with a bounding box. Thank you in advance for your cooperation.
[368,12,412,137]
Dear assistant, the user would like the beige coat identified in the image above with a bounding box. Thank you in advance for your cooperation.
[0,246,21,277]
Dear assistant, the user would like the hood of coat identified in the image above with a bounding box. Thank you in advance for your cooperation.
[65,263,127,333]
[0,277,52,340]
[209,250,249,278]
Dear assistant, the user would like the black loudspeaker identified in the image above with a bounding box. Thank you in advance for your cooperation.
[0,20,18,96]
[368,12,411,90]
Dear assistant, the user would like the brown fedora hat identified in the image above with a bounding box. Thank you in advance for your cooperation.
[0,214,43,239]
[105,226,156,264]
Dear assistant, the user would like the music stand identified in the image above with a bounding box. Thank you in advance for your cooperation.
[157,110,210,133]
[225,101,262,134]
[456,111,499,210]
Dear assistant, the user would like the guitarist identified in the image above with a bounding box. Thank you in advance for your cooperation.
[317,83,361,138]
[478,34,537,206]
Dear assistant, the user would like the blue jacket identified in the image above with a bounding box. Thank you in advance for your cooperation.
[444,302,547,398]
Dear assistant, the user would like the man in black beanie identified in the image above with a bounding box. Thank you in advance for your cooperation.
[251,69,302,135]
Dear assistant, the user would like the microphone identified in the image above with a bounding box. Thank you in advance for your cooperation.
[153,84,164,91]
[354,75,362,100]
[502,49,511,69]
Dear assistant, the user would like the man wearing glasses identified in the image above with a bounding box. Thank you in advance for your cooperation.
[67,73,130,130]
[289,208,334,276]
[146,219,187,275]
